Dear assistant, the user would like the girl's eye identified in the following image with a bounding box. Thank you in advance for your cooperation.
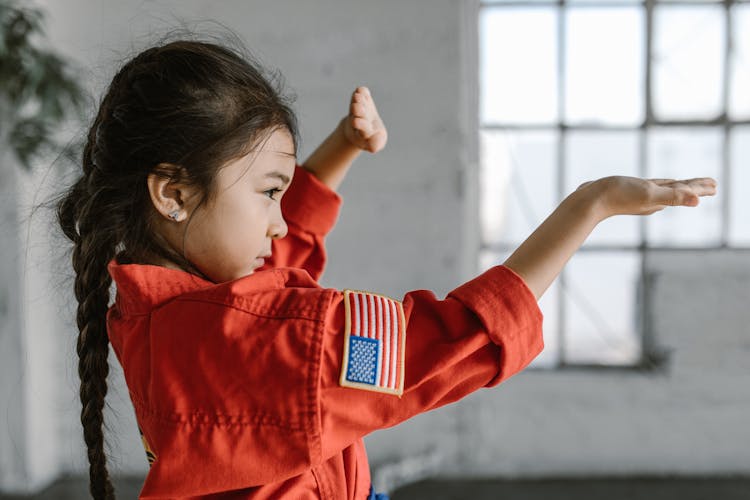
[264,188,282,200]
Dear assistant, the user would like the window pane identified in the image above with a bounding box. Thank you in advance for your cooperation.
[564,251,642,365]
[568,0,640,4]
[565,8,644,125]
[480,130,558,246]
[565,131,641,246]
[646,127,723,246]
[480,8,558,124]
[479,249,560,369]
[653,6,724,120]
[729,126,750,246]
[485,0,641,3]
[729,4,750,120]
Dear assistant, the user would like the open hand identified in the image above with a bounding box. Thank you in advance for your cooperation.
[578,176,718,218]
[341,86,388,153]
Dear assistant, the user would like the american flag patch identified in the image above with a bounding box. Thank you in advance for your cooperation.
[340,289,406,396]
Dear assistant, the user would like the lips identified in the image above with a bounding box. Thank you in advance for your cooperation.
[254,252,271,269]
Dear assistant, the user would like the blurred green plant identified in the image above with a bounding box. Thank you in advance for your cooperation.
[0,0,85,170]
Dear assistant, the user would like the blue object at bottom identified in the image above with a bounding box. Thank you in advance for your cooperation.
[368,484,390,500]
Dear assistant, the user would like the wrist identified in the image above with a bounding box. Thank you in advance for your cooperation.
[568,178,612,223]
[299,117,361,192]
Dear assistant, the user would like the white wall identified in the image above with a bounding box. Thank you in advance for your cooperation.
[0,114,71,491]
[1,0,748,495]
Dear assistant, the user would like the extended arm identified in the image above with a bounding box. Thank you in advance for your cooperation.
[503,176,717,300]
[503,182,605,301]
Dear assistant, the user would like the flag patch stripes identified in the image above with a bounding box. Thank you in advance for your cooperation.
[339,289,405,396]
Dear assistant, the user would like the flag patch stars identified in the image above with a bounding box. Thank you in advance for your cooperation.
[339,289,405,396]
[346,336,379,385]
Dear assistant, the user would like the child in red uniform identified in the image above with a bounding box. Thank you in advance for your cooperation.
[56,39,717,499]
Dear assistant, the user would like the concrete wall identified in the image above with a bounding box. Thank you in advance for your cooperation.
[1,0,748,495]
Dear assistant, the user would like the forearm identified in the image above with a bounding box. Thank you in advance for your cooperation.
[301,117,361,192]
[502,181,607,301]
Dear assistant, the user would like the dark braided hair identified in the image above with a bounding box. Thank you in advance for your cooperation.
[55,38,299,499]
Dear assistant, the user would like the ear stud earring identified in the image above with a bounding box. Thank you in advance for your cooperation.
[168,210,181,221]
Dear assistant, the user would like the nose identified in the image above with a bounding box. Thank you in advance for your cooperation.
[268,206,288,240]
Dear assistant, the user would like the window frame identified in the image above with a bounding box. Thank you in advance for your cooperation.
[474,0,750,371]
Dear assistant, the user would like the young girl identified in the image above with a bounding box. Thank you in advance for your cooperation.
[56,39,717,500]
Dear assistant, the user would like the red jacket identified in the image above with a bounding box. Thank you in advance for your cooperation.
[106,164,544,499]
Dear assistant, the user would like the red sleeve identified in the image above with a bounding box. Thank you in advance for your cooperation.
[263,164,342,281]
[316,264,544,460]
[132,265,542,496]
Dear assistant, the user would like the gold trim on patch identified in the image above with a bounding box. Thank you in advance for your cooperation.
[339,289,405,397]
[139,425,156,467]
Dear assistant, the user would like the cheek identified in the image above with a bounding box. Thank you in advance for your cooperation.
[197,198,262,244]
[251,199,271,223]
[238,200,272,240]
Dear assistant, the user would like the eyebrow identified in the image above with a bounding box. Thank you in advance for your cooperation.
[264,171,291,185]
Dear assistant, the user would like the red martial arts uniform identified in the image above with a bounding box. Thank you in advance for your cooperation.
[106,164,545,499]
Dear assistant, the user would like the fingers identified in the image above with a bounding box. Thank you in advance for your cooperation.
[653,184,705,207]
[649,177,718,190]
[350,86,379,137]
[650,177,717,206]
[352,86,371,108]
[351,101,367,117]
[346,86,387,152]
[352,116,373,137]
[353,86,371,99]
[350,87,370,121]
[688,178,718,197]
[651,186,690,207]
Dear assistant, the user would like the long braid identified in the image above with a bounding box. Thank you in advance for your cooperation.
[58,109,121,500]
[73,228,117,500]
[56,53,169,498]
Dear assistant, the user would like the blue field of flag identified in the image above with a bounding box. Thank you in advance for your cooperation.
[345,335,381,385]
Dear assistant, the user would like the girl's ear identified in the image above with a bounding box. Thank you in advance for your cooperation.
[146,164,199,222]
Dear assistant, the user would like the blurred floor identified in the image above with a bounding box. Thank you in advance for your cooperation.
[0,476,142,499]
[391,477,750,500]
[0,476,749,499]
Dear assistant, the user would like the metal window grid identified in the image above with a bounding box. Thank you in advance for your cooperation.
[478,0,750,371]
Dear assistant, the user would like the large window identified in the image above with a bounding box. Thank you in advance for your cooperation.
[479,0,750,369]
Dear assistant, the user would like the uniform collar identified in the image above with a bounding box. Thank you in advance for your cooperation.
[106,257,293,316]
